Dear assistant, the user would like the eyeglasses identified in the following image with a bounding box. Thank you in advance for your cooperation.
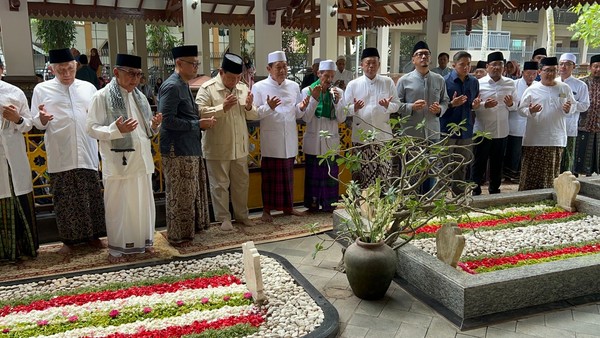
[413,52,431,58]
[559,62,574,67]
[488,61,505,68]
[180,59,200,68]
[540,68,558,74]
[117,67,143,78]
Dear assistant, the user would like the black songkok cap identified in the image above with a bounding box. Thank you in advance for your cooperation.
[476,60,487,69]
[487,51,505,63]
[49,48,75,64]
[361,47,380,60]
[412,41,430,55]
[221,52,243,74]
[591,55,600,64]
[540,57,558,66]
[523,61,538,70]
[78,54,88,65]
[116,54,142,69]
[172,45,198,59]
[533,47,547,58]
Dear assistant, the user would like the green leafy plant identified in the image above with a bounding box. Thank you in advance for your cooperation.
[568,4,600,48]
[32,19,77,52]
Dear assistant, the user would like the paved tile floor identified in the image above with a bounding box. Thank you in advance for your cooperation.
[256,235,600,338]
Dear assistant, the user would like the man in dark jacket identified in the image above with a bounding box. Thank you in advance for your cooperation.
[75,54,100,89]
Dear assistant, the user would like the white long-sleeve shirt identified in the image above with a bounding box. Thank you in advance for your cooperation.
[86,85,155,178]
[251,76,304,158]
[559,76,590,137]
[0,80,33,198]
[474,75,518,139]
[343,74,400,143]
[301,86,347,155]
[518,81,576,147]
[31,78,99,173]
[509,78,534,137]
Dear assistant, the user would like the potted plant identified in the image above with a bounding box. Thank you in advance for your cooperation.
[310,117,486,300]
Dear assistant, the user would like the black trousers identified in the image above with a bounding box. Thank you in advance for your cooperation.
[471,137,508,193]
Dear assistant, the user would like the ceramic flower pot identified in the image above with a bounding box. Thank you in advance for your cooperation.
[343,238,397,300]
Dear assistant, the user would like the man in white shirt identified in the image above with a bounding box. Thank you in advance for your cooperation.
[252,51,306,222]
[0,57,39,261]
[31,48,106,255]
[472,51,518,195]
[333,55,354,90]
[344,47,400,188]
[31,49,105,254]
[518,57,576,190]
[431,52,452,77]
[504,61,538,182]
[558,53,590,173]
[87,54,162,263]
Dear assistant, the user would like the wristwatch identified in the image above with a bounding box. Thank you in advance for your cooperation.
[16,117,24,125]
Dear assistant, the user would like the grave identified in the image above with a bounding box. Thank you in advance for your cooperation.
[333,179,600,330]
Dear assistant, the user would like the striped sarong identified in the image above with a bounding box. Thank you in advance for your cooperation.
[303,154,339,212]
[260,157,295,211]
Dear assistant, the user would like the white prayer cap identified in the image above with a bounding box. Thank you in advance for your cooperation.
[312,58,321,65]
[319,60,336,71]
[559,53,577,64]
[267,51,287,64]
[337,55,346,61]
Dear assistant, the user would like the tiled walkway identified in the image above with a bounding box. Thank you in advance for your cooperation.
[257,235,600,338]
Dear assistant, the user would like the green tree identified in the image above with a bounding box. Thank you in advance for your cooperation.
[146,25,181,79]
[32,19,77,52]
[568,3,600,48]
[282,30,308,74]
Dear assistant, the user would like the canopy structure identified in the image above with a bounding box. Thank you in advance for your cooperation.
[18,0,599,34]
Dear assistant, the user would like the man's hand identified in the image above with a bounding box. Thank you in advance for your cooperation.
[528,103,542,114]
[200,116,217,129]
[222,93,238,111]
[412,99,427,111]
[2,105,20,123]
[151,113,162,129]
[245,92,254,110]
[116,116,139,133]
[266,95,282,110]
[472,95,482,110]
[562,100,572,114]
[310,85,322,100]
[38,104,54,126]
[332,88,341,104]
[450,92,468,107]
[428,102,441,115]
[503,95,514,107]
[378,96,394,109]
[353,98,365,112]
[298,94,311,112]
[484,98,498,109]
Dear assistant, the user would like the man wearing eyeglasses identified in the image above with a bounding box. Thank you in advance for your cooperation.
[86,54,163,263]
[31,48,106,255]
[518,57,576,190]
[159,45,216,246]
[471,51,518,195]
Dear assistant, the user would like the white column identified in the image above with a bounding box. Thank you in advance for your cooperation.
[254,0,282,77]
[201,24,210,75]
[536,9,548,52]
[107,20,118,68]
[116,20,127,53]
[229,26,241,55]
[133,21,148,73]
[493,14,503,31]
[366,31,377,48]
[580,40,589,64]
[182,0,203,75]
[0,2,35,76]
[338,37,345,57]
[319,0,337,61]
[312,39,320,60]
[390,30,401,73]
[425,0,451,65]
[377,27,389,75]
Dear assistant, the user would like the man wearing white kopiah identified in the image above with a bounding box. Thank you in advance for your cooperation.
[343,47,400,187]
[31,48,106,255]
[301,59,346,212]
[557,53,590,173]
[333,55,354,90]
[87,54,163,263]
[251,51,306,222]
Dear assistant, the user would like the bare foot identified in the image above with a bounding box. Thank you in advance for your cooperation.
[88,238,105,249]
[284,209,305,217]
[108,254,127,264]
[145,247,156,253]
[56,244,72,255]
[261,211,273,223]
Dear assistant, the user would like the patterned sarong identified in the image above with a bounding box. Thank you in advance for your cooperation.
[49,169,106,244]
[162,153,210,244]
[351,143,392,189]
[519,146,563,191]
[303,155,339,212]
[261,157,295,211]
[0,192,38,261]
[560,136,576,174]
[574,131,600,175]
